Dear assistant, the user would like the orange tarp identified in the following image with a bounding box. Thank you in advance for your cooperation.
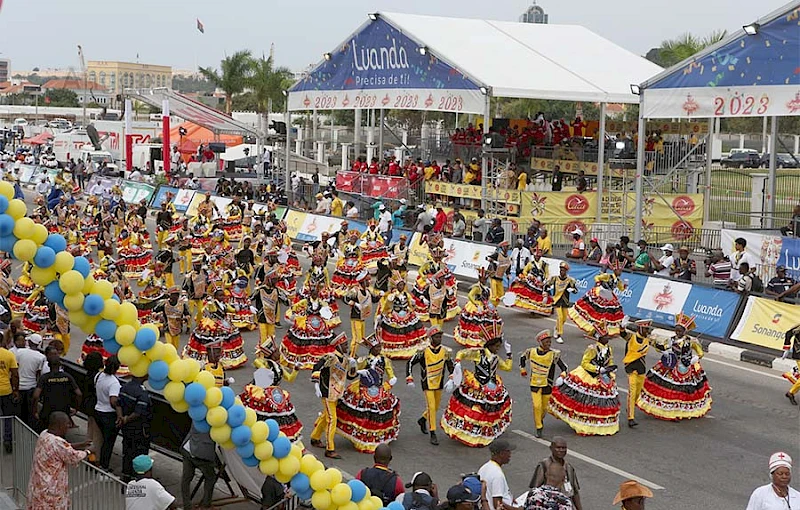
[169,122,242,147]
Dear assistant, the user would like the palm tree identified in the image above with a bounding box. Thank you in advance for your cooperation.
[248,54,293,117]
[648,30,727,68]
[198,50,254,113]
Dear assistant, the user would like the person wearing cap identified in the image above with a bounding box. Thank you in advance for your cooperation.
[315,192,332,215]
[12,332,46,429]
[520,331,568,438]
[378,279,429,359]
[781,323,800,405]
[631,240,651,273]
[746,452,799,509]
[565,229,585,260]
[669,245,696,281]
[118,371,153,482]
[486,241,511,307]
[651,244,674,277]
[612,480,652,510]
[440,484,478,510]
[767,265,798,302]
[619,320,654,428]
[545,262,577,344]
[638,313,712,421]
[344,272,379,357]
[398,472,438,510]
[526,462,574,510]
[407,327,455,445]
[477,439,516,510]
[585,237,602,263]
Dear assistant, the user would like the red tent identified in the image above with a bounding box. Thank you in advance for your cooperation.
[176,138,199,154]
[22,132,54,145]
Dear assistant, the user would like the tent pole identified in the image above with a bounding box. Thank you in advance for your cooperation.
[767,116,778,228]
[703,116,713,225]
[595,102,606,222]
[285,101,291,200]
[633,93,646,241]
[481,91,491,215]
[378,108,385,164]
[354,109,362,161]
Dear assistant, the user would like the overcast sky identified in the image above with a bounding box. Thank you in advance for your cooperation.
[0,0,787,73]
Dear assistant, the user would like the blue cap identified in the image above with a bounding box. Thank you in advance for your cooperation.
[132,454,154,474]
[462,476,481,496]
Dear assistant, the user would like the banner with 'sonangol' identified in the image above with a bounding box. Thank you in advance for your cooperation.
[731,295,800,350]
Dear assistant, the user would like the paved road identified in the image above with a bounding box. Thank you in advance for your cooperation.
[16,191,798,509]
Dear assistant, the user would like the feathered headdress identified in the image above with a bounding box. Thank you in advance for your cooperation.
[362,334,381,349]
[481,321,504,344]
[675,313,697,331]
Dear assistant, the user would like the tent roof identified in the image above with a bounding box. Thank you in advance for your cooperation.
[169,122,243,147]
[378,12,662,104]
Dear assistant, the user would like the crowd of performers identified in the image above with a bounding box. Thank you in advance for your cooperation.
[17,184,794,462]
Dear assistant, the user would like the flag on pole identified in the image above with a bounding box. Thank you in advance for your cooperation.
[196,18,204,34]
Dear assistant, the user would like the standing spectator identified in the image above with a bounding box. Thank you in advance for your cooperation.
[450,160,463,184]
[433,204,447,234]
[613,480,653,510]
[452,208,466,238]
[330,190,344,217]
[537,228,552,256]
[486,219,505,244]
[81,351,105,463]
[585,238,602,262]
[26,412,91,510]
[171,146,181,172]
[551,165,563,191]
[345,201,360,219]
[438,484,478,510]
[530,436,582,510]
[517,168,528,191]
[523,223,541,250]
[181,423,218,510]
[670,246,697,281]
[767,266,798,302]
[525,463,573,510]
[414,205,434,234]
[618,236,635,266]
[13,333,45,429]
[94,355,122,471]
[735,262,755,294]
[315,192,331,215]
[261,148,271,177]
[356,443,405,506]
[730,237,755,282]
[478,439,516,510]
[510,239,531,284]
[575,170,587,193]
[652,244,674,277]
[119,373,153,481]
[32,345,80,432]
[311,170,320,197]
[392,199,408,229]
[260,475,285,510]
[399,472,438,510]
[74,159,85,190]
[566,229,585,260]
[379,204,393,245]
[472,209,490,242]
[705,250,731,287]
[125,455,176,510]
[0,338,18,452]
[746,452,799,510]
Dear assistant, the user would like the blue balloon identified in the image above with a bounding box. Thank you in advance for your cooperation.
[227,405,246,428]
[348,480,367,502]
[133,328,157,351]
[236,441,255,459]
[148,360,169,381]
[44,281,65,306]
[34,246,56,269]
[0,196,8,214]
[220,386,236,409]
[83,294,105,316]
[0,215,13,237]
[297,488,314,502]
[184,382,207,407]
[0,234,17,254]
[388,502,405,510]
[43,233,67,253]
[149,377,168,391]
[291,473,311,493]
[272,435,291,459]
[103,337,121,355]
[230,425,252,447]
[193,418,212,433]
[188,404,209,422]
[111,294,121,302]
[95,320,117,341]
[242,455,260,467]
[265,419,280,442]
[73,256,91,277]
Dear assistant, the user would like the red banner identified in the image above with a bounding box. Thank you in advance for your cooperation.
[365,176,407,199]
[335,171,363,193]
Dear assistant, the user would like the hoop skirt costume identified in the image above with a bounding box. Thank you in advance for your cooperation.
[508,255,553,315]
[183,286,248,369]
[549,325,621,436]
[376,283,428,360]
[136,268,168,327]
[359,221,389,268]
[454,271,503,348]
[568,270,625,336]
[227,277,256,330]
[336,335,401,453]
[239,338,303,442]
[189,217,213,260]
[117,228,152,279]
[441,323,513,447]
[637,313,712,421]
[290,258,341,329]
[331,232,365,299]
[279,293,338,370]
[218,200,244,243]
[411,248,461,322]
[8,262,35,318]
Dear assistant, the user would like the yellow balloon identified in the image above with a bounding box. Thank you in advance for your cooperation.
[13,218,35,240]
[63,293,84,312]
[162,343,179,363]
[244,408,257,428]
[53,251,75,275]
[0,182,14,201]
[116,324,136,346]
[163,381,185,403]
[300,454,321,476]
[59,270,85,295]
[82,275,96,295]
[369,496,382,510]
[326,469,343,490]
[69,310,90,329]
[340,502,358,510]
[290,444,303,460]
[92,280,114,300]
[254,440,274,461]
[210,424,232,444]
[100,299,120,320]
[220,439,236,450]
[183,358,201,383]
[118,344,143,367]
[357,499,372,510]
[234,397,243,407]
[145,341,166,361]
[30,224,48,246]
[141,323,161,341]
[206,406,228,427]
[12,239,37,262]
[204,387,223,408]
[30,265,56,286]
[275,471,293,484]
[250,421,269,444]
[331,484,352,506]
[312,490,333,510]
[129,357,151,377]
[168,359,191,382]
[5,198,26,219]
[310,470,329,492]
[194,370,216,389]
[84,315,101,335]
[171,400,189,413]
[116,302,138,326]
[260,457,280,476]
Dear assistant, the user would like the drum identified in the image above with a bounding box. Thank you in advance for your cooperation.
[661,352,678,369]
[320,306,333,320]
[502,292,517,307]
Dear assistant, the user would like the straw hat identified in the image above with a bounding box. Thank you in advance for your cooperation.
[612,480,653,504]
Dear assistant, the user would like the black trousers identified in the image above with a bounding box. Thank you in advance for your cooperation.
[95,411,119,470]
[0,394,19,444]
[121,426,149,479]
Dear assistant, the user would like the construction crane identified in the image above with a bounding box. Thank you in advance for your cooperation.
[78,44,87,126]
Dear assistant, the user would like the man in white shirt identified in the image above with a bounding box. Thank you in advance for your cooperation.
[730,237,755,282]
[378,204,393,244]
[478,439,516,510]
[346,201,359,219]
[510,239,531,285]
[170,146,181,171]
[653,244,674,277]
[88,180,104,197]
[13,333,45,428]
[34,177,50,197]
[126,455,175,510]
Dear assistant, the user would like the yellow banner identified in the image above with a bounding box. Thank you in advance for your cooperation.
[407,233,430,267]
[284,210,307,240]
[731,296,800,350]
[425,181,520,204]
[529,157,630,178]
[185,194,205,217]
[632,193,705,245]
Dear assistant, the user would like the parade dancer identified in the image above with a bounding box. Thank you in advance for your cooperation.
[545,262,577,344]
[441,322,514,447]
[520,330,568,438]
[117,225,152,279]
[388,234,409,278]
[8,261,34,318]
[251,270,286,345]
[549,321,621,436]
[360,219,389,268]
[336,334,400,453]
[620,319,654,427]
[486,241,511,307]
[227,277,256,331]
[783,324,800,405]
[568,262,626,337]
[310,337,357,459]
[156,287,190,350]
[406,327,455,446]
[637,313,712,421]
[183,283,247,369]
[377,279,429,359]
[344,272,378,357]
[183,257,208,328]
[136,263,168,327]
[508,250,553,315]
[453,268,502,349]
[280,285,338,370]
[331,230,365,299]
[155,200,174,250]
[412,246,460,322]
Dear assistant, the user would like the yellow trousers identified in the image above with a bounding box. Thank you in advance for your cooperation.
[349,320,365,357]
[490,278,504,306]
[554,307,568,336]
[627,372,646,420]
[58,333,70,355]
[165,273,175,288]
[429,318,444,330]
[165,332,180,351]
[259,323,276,343]
[310,398,337,451]
[531,389,551,430]
[179,250,192,273]
[422,389,443,431]
[189,299,204,327]
[156,230,168,250]
[791,361,800,395]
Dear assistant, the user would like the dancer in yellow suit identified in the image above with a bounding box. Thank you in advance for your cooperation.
[519,330,568,438]
[545,261,578,344]
[486,241,511,307]
[619,319,653,427]
[406,327,455,446]
[310,336,356,459]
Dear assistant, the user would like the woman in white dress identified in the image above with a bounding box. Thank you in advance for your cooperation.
[746,451,800,510]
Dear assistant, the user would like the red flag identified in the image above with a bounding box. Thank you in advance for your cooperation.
[196,18,204,34]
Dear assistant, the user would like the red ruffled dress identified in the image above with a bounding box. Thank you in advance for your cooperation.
[8,263,35,318]
[117,231,152,279]
[454,283,503,348]
[279,298,337,370]
[331,244,364,299]
[411,263,461,322]
[376,291,428,359]
[239,358,303,442]
[568,274,624,336]
[508,260,553,315]
[183,298,248,369]
[359,230,389,267]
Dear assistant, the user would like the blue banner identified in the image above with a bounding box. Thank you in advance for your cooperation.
[150,186,180,210]
[779,236,800,275]
[682,285,742,338]
[617,272,677,327]
[568,263,603,300]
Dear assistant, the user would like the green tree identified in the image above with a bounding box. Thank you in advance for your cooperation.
[248,55,293,114]
[646,30,727,68]
[44,89,79,107]
[198,50,254,113]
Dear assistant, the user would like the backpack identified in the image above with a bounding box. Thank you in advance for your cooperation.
[749,274,764,293]
[360,468,399,506]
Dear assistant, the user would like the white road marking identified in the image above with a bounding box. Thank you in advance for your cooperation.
[701,357,785,381]
[511,429,666,491]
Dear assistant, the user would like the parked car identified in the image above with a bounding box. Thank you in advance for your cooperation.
[759,153,800,169]
[721,151,761,168]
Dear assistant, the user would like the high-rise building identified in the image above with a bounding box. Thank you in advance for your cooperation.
[86,60,172,99]
[519,2,549,24]
[0,59,10,83]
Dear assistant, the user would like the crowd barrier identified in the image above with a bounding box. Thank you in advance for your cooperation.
[334,171,409,199]
[720,228,800,282]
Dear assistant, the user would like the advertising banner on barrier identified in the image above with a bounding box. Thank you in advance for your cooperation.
[151,186,180,209]
[335,171,363,193]
[364,176,407,199]
[283,210,307,240]
[731,296,800,350]
[778,237,800,274]
[18,164,37,184]
[83,176,119,199]
[185,194,205,217]
[173,189,196,212]
[296,214,348,242]
[683,285,741,338]
[720,228,782,275]
[121,181,156,205]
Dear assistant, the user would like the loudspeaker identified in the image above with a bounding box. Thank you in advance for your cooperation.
[208,142,226,153]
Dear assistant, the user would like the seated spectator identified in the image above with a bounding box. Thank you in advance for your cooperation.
[345,201,359,219]
[670,246,696,281]
[632,240,651,272]
[584,238,602,263]
[705,250,731,287]
[780,204,800,237]
[766,265,798,301]
[536,229,552,256]
[452,207,466,238]
[617,236,635,266]
[652,244,674,277]
[599,244,616,267]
